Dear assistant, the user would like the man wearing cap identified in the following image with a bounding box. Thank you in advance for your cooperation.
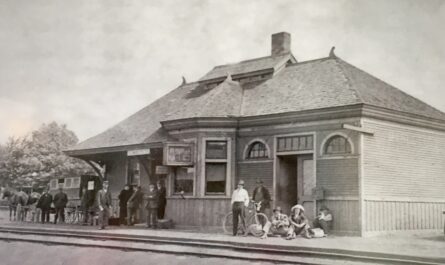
[252,179,271,215]
[97,180,112,230]
[260,206,290,239]
[231,180,249,236]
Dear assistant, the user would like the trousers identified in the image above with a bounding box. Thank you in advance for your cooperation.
[99,207,110,228]
[232,202,247,236]
[41,209,50,223]
[54,207,65,224]
[147,208,158,228]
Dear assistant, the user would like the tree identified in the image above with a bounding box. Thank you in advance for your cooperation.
[0,122,90,188]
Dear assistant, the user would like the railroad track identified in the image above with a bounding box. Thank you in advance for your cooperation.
[0,226,442,265]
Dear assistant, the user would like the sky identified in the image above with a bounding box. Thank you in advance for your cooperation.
[0,0,444,144]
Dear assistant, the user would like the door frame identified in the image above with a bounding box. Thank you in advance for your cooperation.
[273,132,317,217]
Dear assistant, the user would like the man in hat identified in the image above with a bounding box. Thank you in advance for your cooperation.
[260,206,290,239]
[286,204,312,239]
[145,183,159,229]
[97,180,112,230]
[230,180,249,236]
[252,179,271,215]
[53,186,68,224]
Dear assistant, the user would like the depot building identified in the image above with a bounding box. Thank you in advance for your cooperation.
[65,32,445,236]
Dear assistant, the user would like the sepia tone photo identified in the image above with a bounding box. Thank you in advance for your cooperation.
[0,1,444,264]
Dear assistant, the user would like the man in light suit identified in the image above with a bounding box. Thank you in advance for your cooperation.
[97,180,112,230]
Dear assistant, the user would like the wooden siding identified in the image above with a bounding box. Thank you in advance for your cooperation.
[321,199,360,233]
[165,198,231,227]
[317,158,359,197]
[363,119,445,198]
[237,161,274,196]
[364,199,445,231]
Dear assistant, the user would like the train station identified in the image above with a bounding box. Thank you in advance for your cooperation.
[65,32,445,236]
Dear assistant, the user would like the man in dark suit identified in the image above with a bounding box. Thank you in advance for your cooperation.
[37,187,52,224]
[145,183,159,229]
[252,179,271,214]
[118,184,132,225]
[97,180,112,230]
[53,186,68,224]
[156,181,167,219]
[127,186,143,225]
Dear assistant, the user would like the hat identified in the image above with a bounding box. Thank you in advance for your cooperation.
[238,180,245,186]
[103,180,109,185]
[290,204,305,213]
[256,179,263,184]
[273,206,282,213]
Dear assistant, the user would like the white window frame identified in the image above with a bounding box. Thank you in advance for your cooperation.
[201,137,232,197]
[50,179,58,190]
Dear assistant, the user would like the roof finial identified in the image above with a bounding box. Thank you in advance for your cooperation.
[225,72,232,81]
[329,46,336,58]
[181,76,187,85]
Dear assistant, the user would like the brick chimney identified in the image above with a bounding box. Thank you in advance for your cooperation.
[271,32,291,56]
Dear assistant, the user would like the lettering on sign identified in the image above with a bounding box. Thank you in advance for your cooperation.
[163,142,194,166]
[127,149,151,156]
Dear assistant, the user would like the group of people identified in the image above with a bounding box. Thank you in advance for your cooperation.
[117,181,167,230]
[1,186,69,224]
[231,179,332,239]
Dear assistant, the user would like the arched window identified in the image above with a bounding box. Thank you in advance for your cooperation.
[324,135,352,154]
[246,141,269,159]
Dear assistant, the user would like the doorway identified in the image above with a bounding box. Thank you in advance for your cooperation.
[275,154,315,220]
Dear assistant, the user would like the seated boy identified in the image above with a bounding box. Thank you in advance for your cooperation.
[312,205,333,236]
[260,206,289,239]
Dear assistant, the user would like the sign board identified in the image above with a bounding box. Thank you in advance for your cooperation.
[155,165,169,175]
[163,142,194,166]
[87,181,95,191]
[127,148,151,156]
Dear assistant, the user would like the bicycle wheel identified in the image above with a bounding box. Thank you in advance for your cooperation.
[222,212,245,235]
[247,213,268,237]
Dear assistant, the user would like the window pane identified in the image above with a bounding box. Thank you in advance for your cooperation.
[247,142,268,159]
[325,136,351,154]
[65,178,72,188]
[174,167,194,194]
[206,141,227,159]
[205,163,226,193]
[73,177,80,188]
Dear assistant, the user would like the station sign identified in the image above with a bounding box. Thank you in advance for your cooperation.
[127,148,151,156]
[163,142,194,166]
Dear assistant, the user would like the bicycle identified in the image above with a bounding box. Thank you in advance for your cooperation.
[222,201,268,237]
[65,206,84,224]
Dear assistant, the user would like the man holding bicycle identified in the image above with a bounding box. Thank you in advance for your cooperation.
[231,180,249,236]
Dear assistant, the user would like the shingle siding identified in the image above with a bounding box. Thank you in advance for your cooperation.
[363,119,445,198]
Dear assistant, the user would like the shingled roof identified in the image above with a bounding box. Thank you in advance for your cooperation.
[68,55,445,153]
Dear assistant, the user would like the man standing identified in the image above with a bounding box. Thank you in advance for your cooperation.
[80,187,90,225]
[156,181,167,220]
[37,187,52,224]
[231,180,249,236]
[118,184,132,225]
[145,183,159,229]
[252,179,271,214]
[127,186,143,225]
[97,180,112,230]
[53,186,68,224]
